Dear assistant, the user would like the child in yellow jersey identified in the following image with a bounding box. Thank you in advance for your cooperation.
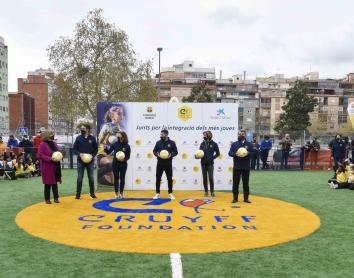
[347,164,354,190]
[328,165,349,189]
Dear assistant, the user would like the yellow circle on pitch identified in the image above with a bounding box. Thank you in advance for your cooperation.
[15,191,320,254]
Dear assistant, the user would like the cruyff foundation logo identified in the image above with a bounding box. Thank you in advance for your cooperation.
[79,196,258,232]
[177,105,192,122]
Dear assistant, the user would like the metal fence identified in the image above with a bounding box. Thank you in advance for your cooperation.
[0,145,338,171]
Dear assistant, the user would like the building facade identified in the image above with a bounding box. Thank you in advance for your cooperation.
[159,60,216,102]
[8,92,36,136]
[215,77,259,132]
[0,36,9,135]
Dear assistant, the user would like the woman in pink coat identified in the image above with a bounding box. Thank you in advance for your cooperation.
[38,130,62,204]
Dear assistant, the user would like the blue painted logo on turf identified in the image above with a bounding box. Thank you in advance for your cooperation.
[93,198,173,213]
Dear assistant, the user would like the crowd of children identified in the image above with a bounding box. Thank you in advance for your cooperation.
[0,152,40,180]
[328,158,354,190]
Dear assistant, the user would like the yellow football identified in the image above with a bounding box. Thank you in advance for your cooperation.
[195,150,205,159]
[159,150,170,159]
[236,147,248,158]
[115,151,125,161]
[81,153,93,163]
[52,151,63,162]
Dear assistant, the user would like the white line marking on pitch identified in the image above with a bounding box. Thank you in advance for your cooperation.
[170,253,183,278]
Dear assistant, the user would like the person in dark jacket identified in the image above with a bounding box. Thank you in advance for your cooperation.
[196,131,220,197]
[310,138,320,168]
[260,135,272,169]
[19,135,33,161]
[104,131,131,198]
[153,129,178,200]
[279,134,292,170]
[250,137,260,170]
[73,124,98,199]
[228,129,254,203]
[329,134,346,178]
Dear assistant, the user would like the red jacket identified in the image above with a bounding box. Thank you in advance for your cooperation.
[33,136,42,149]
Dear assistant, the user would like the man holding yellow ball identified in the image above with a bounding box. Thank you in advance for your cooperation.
[196,131,220,197]
[73,124,98,200]
[228,129,254,203]
[153,129,178,199]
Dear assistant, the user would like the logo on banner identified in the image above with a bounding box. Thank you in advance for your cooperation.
[217,108,225,116]
[178,105,192,122]
[143,106,156,119]
[212,108,231,120]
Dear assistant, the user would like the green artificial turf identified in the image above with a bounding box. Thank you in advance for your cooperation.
[1,170,354,278]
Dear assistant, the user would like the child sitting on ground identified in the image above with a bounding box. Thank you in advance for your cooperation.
[347,164,354,190]
[26,156,40,176]
[3,153,16,180]
[328,165,349,189]
[14,155,31,178]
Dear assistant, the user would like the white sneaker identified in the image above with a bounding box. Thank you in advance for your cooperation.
[153,194,160,199]
[169,193,175,200]
[115,193,119,198]
[118,193,123,199]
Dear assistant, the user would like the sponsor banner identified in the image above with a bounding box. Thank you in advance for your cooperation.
[97,102,238,190]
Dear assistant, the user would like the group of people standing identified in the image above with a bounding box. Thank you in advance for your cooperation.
[38,125,257,204]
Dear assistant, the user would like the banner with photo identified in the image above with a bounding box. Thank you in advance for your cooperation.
[96,102,238,190]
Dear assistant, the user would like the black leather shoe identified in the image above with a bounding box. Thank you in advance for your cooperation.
[244,199,252,203]
[232,199,238,203]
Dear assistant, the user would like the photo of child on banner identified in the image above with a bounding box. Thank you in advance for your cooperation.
[97,103,127,185]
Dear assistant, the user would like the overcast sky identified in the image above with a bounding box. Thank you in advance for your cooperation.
[1,0,354,91]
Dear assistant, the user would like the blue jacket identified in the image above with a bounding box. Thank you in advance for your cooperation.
[329,139,346,159]
[260,139,272,151]
[228,140,254,170]
[153,138,178,165]
[199,140,220,165]
[7,139,19,148]
[105,142,131,166]
[73,134,98,160]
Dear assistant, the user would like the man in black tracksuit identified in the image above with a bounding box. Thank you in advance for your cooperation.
[198,131,220,197]
[153,129,178,199]
[228,130,254,203]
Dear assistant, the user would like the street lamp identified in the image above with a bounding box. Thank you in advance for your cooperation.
[157,47,163,102]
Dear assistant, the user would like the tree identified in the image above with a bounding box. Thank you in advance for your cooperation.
[50,74,83,140]
[182,84,214,103]
[307,117,327,135]
[274,81,317,138]
[47,9,156,127]
[337,121,354,136]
